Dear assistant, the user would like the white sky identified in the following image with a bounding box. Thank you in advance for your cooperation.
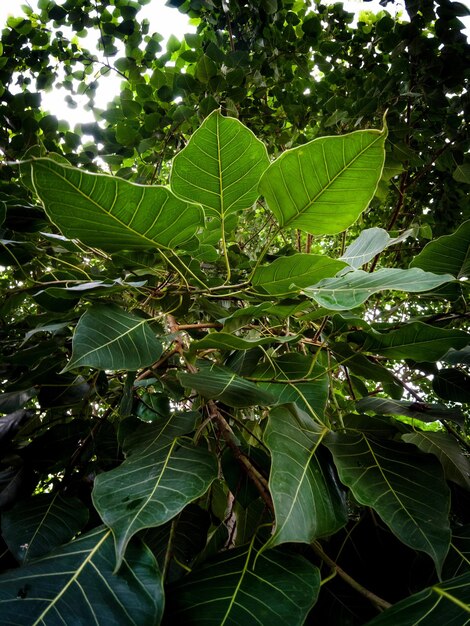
[0,0,469,128]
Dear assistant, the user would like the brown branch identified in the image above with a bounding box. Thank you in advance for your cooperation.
[312,542,392,612]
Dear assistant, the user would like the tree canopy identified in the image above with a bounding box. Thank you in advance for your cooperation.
[1,1,469,624]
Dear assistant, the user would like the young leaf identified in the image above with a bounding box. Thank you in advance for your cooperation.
[302,268,454,310]
[171,109,269,218]
[252,253,347,295]
[325,432,451,574]
[0,527,164,625]
[166,542,321,625]
[259,125,387,235]
[264,404,347,548]
[340,227,413,269]
[92,412,217,570]
[65,304,162,371]
[31,158,204,252]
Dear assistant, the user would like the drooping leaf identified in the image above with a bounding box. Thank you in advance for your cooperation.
[250,353,329,417]
[252,253,347,295]
[443,345,470,365]
[356,396,465,426]
[302,268,454,310]
[351,322,470,362]
[171,109,269,218]
[410,220,470,279]
[178,363,275,407]
[340,227,413,269]
[30,157,204,251]
[259,125,387,235]
[364,572,470,626]
[264,404,347,548]
[325,432,451,573]
[402,432,470,491]
[92,411,217,569]
[1,493,89,563]
[166,542,321,625]
[432,368,470,403]
[0,526,164,625]
[65,304,162,371]
[187,331,299,355]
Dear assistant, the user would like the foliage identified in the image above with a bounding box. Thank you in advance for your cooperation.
[1,1,470,624]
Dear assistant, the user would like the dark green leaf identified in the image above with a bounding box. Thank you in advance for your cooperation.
[356,396,465,426]
[432,368,470,403]
[410,220,470,279]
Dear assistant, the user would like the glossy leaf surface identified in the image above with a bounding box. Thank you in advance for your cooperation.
[65,304,162,371]
[0,527,164,625]
[325,432,451,573]
[93,412,217,568]
[303,268,454,310]
[166,543,320,625]
[264,405,347,548]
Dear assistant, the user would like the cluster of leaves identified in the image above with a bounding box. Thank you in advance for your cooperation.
[1,1,470,625]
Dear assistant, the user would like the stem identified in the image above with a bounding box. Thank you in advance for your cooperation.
[311,542,392,612]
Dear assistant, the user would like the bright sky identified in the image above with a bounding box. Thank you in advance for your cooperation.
[0,0,469,128]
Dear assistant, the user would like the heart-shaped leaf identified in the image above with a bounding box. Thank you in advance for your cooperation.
[264,404,347,548]
[260,125,387,235]
[0,526,164,625]
[31,157,203,251]
[325,432,451,574]
[65,304,162,371]
[93,411,217,569]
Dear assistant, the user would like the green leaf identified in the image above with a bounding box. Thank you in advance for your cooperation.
[453,163,470,184]
[325,432,451,573]
[432,368,470,402]
[302,268,454,310]
[264,405,347,548]
[352,322,470,362]
[259,125,387,235]
[364,573,470,626]
[340,227,413,269]
[65,304,162,371]
[93,412,217,569]
[171,110,269,219]
[410,220,470,279]
[402,432,470,490]
[31,158,203,251]
[356,396,465,426]
[1,493,89,563]
[330,342,397,385]
[252,253,347,295]
[0,527,164,625]
[166,542,321,625]
[178,363,275,407]
[188,331,299,354]
[250,353,329,417]
[194,54,217,83]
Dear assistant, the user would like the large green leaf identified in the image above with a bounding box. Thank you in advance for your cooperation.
[302,268,454,310]
[31,157,203,251]
[351,322,470,362]
[325,432,451,573]
[1,493,89,563]
[170,109,269,218]
[340,227,413,269]
[93,412,217,569]
[264,405,347,548]
[364,572,470,626]
[259,125,387,235]
[402,432,470,490]
[65,304,162,371]
[0,526,164,625]
[356,396,465,426]
[178,363,275,407]
[166,542,320,625]
[252,253,347,295]
[410,220,470,279]
[250,353,329,417]
[432,368,470,403]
